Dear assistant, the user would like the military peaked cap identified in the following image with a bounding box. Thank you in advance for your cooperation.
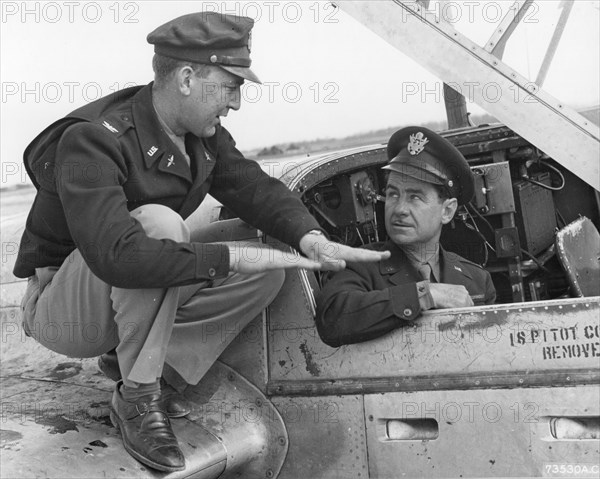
[147,12,260,83]
[383,126,474,205]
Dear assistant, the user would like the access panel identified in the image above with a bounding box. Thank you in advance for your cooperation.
[364,387,600,478]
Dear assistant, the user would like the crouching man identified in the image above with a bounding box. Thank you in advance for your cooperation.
[14,12,389,472]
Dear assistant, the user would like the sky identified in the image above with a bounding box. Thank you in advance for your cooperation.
[1,0,599,187]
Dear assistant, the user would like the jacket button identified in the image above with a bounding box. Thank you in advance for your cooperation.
[208,268,216,277]
[403,308,413,317]
[121,115,130,121]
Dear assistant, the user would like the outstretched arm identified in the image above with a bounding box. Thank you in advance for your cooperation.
[228,242,322,273]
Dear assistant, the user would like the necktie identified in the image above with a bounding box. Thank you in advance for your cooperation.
[418,263,432,281]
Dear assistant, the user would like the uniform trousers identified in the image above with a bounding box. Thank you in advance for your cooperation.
[21,204,285,387]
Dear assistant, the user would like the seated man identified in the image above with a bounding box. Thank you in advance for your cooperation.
[316,126,496,347]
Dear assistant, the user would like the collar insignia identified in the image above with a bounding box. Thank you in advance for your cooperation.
[204,151,212,162]
[454,265,462,272]
[408,132,429,156]
[167,155,174,167]
[102,121,118,133]
[147,146,158,157]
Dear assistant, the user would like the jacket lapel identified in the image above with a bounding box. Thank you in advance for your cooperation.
[132,84,192,184]
[186,135,216,190]
[379,243,474,286]
[175,135,217,218]
[440,248,473,285]
[379,241,421,285]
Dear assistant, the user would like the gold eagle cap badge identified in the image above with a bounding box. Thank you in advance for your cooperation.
[408,132,429,156]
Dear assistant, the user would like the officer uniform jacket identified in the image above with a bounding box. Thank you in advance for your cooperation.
[315,240,496,347]
[14,83,320,288]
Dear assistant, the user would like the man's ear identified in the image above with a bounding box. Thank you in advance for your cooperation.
[441,198,458,225]
[175,66,195,95]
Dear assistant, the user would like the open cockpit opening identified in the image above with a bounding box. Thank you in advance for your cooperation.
[300,126,600,305]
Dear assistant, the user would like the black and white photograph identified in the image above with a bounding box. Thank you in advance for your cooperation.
[1,1,599,478]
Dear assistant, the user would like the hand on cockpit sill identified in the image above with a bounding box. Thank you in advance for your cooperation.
[429,283,475,308]
[227,233,391,274]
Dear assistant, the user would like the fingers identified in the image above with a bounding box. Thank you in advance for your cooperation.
[304,241,390,264]
[456,285,473,307]
[430,283,473,308]
[228,244,322,273]
[318,258,347,272]
[291,255,323,271]
[310,245,385,270]
[229,240,388,275]
[338,246,390,263]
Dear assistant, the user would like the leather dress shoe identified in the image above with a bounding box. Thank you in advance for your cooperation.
[98,351,192,418]
[110,382,185,472]
[160,378,192,418]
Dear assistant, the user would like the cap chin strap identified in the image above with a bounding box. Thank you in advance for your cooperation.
[154,45,252,68]
[209,54,251,67]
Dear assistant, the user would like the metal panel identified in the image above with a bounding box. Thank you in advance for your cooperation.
[267,241,320,331]
[182,362,289,479]
[290,148,387,194]
[556,217,600,298]
[272,395,368,479]
[513,173,557,255]
[364,387,600,478]
[268,297,600,389]
[472,162,515,216]
[219,315,268,391]
[333,0,600,191]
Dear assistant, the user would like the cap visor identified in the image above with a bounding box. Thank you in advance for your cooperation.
[220,65,261,84]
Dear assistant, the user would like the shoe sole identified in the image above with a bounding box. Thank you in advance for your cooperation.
[166,409,191,419]
[109,410,185,473]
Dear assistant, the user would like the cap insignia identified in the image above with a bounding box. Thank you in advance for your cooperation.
[247,31,252,53]
[408,132,429,156]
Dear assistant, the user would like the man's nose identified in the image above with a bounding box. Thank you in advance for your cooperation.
[394,196,409,215]
[228,89,241,111]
